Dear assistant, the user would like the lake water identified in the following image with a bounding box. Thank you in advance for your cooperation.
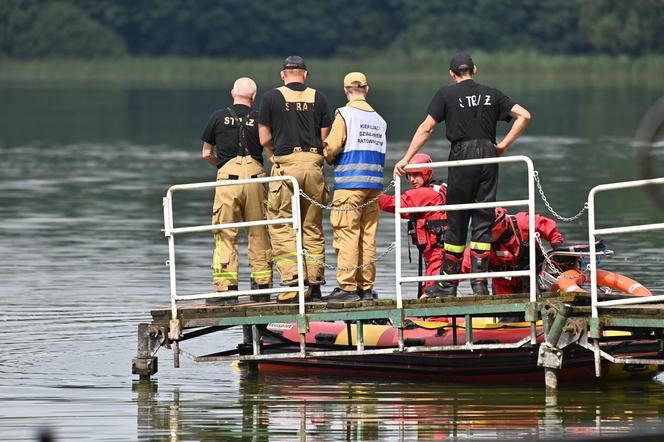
[1,73,664,441]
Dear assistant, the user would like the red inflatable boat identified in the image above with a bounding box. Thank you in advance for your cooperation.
[259,319,661,383]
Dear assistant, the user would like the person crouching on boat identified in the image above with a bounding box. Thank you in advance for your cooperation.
[379,153,447,296]
[323,72,388,302]
[460,207,564,295]
[201,77,273,305]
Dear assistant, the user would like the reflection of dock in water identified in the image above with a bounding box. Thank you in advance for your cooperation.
[132,157,664,394]
[133,372,664,441]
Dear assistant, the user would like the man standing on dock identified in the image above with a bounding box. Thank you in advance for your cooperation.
[394,53,531,297]
[323,72,387,302]
[201,77,273,305]
[259,56,332,303]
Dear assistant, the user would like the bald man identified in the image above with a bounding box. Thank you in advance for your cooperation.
[201,77,272,305]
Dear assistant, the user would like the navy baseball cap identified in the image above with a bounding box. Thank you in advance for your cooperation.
[282,55,307,70]
[449,53,474,73]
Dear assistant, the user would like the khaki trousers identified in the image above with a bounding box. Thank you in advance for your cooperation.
[330,188,381,291]
[268,152,326,285]
[211,156,272,291]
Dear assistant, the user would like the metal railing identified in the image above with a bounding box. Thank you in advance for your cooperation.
[394,155,538,308]
[163,176,306,321]
[588,177,664,318]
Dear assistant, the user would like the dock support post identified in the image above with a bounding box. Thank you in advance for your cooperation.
[465,315,473,345]
[538,303,571,394]
[590,317,602,377]
[251,325,261,356]
[541,304,552,336]
[544,368,558,394]
[132,323,159,379]
[242,325,252,346]
[297,314,308,357]
[168,318,181,369]
[239,325,258,371]
[172,341,180,368]
[393,308,405,351]
[526,302,539,345]
[357,320,364,351]
[593,339,601,377]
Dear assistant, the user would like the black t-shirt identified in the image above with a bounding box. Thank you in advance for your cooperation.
[426,79,516,144]
[200,104,263,168]
[258,82,331,156]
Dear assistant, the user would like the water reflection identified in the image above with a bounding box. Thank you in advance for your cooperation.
[134,369,664,441]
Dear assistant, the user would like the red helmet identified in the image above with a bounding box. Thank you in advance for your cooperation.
[407,153,433,183]
[491,207,509,239]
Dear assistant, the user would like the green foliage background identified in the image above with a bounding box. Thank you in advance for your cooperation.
[1,0,664,59]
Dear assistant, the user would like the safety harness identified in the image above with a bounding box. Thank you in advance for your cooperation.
[407,182,448,263]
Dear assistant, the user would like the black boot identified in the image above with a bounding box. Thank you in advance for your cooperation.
[425,254,462,298]
[277,285,323,304]
[307,285,322,302]
[323,287,360,302]
[208,285,239,306]
[358,288,377,301]
[470,250,490,296]
[250,280,272,303]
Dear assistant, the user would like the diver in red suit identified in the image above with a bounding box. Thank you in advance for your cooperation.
[461,207,564,295]
[379,153,447,293]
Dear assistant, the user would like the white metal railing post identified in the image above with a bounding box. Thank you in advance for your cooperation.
[394,178,403,309]
[526,158,537,303]
[164,176,306,318]
[588,188,599,320]
[290,180,306,316]
[587,177,664,317]
[396,155,536,295]
[525,158,537,344]
[164,193,178,320]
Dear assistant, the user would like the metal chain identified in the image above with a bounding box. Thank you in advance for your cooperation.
[299,181,395,212]
[535,232,590,280]
[303,242,397,271]
[535,232,562,277]
[534,171,588,222]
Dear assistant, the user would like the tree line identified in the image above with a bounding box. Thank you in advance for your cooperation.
[1,0,663,59]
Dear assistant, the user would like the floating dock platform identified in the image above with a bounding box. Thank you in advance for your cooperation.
[133,158,664,393]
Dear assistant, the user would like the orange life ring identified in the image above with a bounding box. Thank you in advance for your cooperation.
[556,269,651,296]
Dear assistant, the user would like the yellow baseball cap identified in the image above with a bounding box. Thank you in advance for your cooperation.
[343,72,368,87]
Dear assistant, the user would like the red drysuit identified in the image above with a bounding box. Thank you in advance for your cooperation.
[379,183,447,290]
[461,212,564,294]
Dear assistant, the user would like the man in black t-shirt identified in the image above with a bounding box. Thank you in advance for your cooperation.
[395,53,531,297]
[201,77,272,305]
[259,56,332,303]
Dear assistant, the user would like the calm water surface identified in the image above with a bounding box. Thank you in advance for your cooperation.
[1,75,664,441]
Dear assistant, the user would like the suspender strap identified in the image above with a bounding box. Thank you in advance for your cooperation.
[226,107,253,156]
